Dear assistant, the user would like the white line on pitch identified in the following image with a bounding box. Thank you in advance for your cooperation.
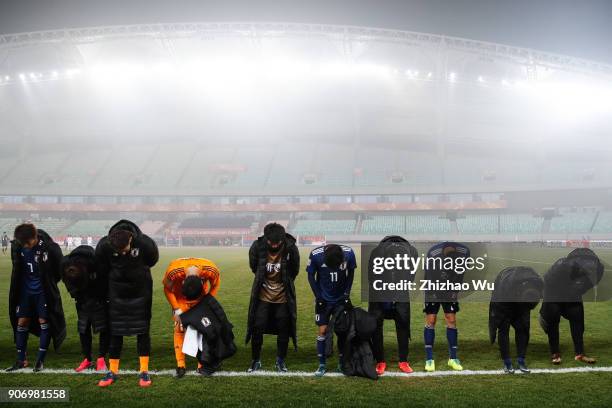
[1,366,611,378]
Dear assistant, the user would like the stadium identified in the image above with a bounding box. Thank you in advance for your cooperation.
[0,2,611,407]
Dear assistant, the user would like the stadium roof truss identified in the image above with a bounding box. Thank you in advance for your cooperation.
[1,22,611,78]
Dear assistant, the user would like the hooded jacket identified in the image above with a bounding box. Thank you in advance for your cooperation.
[9,229,66,350]
[489,266,543,344]
[245,233,300,348]
[334,306,378,380]
[95,220,159,336]
[61,245,108,334]
[180,294,237,372]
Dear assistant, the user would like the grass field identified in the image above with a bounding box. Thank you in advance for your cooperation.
[0,245,611,407]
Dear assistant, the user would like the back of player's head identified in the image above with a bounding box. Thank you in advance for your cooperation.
[264,223,285,245]
[324,244,344,270]
[182,275,204,301]
[62,262,88,290]
[14,223,37,246]
[109,229,133,252]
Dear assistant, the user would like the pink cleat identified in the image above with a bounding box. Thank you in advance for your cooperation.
[96,357,107,371]
[75,358,93,372]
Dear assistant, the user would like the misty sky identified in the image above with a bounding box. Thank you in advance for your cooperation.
[0,0,611,64]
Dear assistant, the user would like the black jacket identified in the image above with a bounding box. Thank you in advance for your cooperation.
[335,306,378,380]
[245,233,300,348]
[180,294,237,371]
[489,266,543,344]
[368,235,418,304]
[61,245,108,334]
[542,251,604,303]
[95,220,159,336]
[9,229,66,350]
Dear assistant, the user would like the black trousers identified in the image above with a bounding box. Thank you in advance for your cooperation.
[108,333,151,359]
[251,301,290,360]
[369,302,410,363]
[540,302,585,355]
[79,321,110,361]
[497,319,530,360]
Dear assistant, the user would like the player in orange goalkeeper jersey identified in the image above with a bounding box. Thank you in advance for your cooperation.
[163,257,220,378]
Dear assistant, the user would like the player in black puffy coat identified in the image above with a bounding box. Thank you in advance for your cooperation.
[61,245,110,372]
[539,248,604,365]
[94,220,159,387]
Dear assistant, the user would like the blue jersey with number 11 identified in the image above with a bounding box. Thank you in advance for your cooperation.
[307,245,356,303]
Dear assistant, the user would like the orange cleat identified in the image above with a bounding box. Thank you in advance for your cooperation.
[398,361,414,374]
[375,362,387,376]
[98,372,117,387]
[139,371,152,387]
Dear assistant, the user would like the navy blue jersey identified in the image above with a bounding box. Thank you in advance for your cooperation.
[307,245,356,303]
[20,247,42,295]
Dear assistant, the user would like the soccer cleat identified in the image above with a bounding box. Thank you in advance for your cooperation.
[425,359,435,372]
[247,360,262,373]
[503,363,515,374]
[551,353,561,365]
[375,362,387,376]
[33,360,44,372]
[98,372,117,387]
[275,359,288,373]
[398,361,413,374]
[175,367,186,379]
[314,364,327,377]
[96,357,107,372]
[517,361,530,374]
[75,358,94,372]
[5,360,28,372]
[575,354,596,364]
[196,366,214,377]
[138,371,152,387]
[447,359,463,371]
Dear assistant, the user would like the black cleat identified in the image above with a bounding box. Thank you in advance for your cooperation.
[5,360,28,372]
[175,367,186,378]
[517,362,530,374]
[196,366,214,377]
[503,364,515,374]
[275,359,288,373]
[247,360,262,373]
[33,360,44,372]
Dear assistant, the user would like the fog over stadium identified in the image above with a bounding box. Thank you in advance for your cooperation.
[0,0,611,245]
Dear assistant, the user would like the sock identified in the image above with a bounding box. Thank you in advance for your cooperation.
[276,356,284,365]
[316,336,326,365]
[424,327,435,360]
[503,358,513,368]
[139,356,149,373]
[37,323,50,363]
[517,357,526,366]
[447,327,458,359]
[109,358,120,374]
[16,326,29,362]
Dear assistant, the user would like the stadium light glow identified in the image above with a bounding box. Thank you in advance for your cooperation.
[4,75,9,81]
[449,72,457,81]
[478,76,484,83]
[427,72,433,78]
[19,73,26,81]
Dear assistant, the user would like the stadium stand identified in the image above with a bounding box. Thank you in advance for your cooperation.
[53,149,112,190]
[549,211,596,234]
[179,216,255,229]
[139,220,166,236]
[592,211,612,233]
[179,147,235,189]
[266,142,315,187]
[499,214,543,234]
[456,214,498,234]
[315,144,354,187]
[91,146,156,190]
[232,147,270,188]
[405,215,451,234]
[292,219,356,235]
[361,215,405,234]
[139,143,192,190]
[64,220,117,237]
[1,152,67,189]
[35,218,72,236]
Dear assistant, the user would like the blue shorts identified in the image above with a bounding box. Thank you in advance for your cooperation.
[423,302,459,315]
[315,300,349,326]
[16,292,48,319]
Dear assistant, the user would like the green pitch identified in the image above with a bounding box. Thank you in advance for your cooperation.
[0,245,611,407]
